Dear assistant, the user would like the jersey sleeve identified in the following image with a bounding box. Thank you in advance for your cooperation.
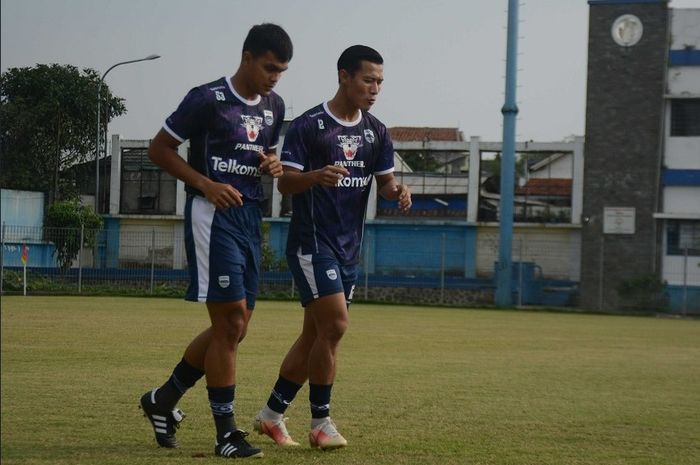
[163,87,210,142]
[269,97,286,151]
[374,125,395,175]
[280,117,308,171]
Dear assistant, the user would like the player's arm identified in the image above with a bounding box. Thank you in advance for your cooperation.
[376,173,412,212]
[277,165,350,194]
[148,128,243,209]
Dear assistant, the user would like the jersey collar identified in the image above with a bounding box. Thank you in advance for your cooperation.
[226,76,262,106]
[323,101,362,127]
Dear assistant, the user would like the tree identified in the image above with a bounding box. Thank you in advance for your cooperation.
[45,200,103,269]
[0,64,125,203]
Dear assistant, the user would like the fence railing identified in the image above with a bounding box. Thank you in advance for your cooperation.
[2,223,698,312]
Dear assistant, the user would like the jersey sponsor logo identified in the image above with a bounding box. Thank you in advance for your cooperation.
[364,129,375,143]
[211,156,262,177]
[215,91,226,101]
[334,160,365,168]
[336,174,372,188]
[218,275,230,288]
[233,143,265,153]
[264,110,274,126]
[308,110,324,118]
[326,269,338,280]
[240,115,263,142]
[337,135,362,160]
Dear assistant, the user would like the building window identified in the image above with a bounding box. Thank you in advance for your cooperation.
[670,99,700,137]
[667,220,700,256]
[120,148,177,214]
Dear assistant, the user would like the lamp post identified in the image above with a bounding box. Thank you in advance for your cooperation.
[95,54,160,213]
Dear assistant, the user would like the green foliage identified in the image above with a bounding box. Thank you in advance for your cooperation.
[45,200,103,269]
[260,221,288,272]
[0,64,126,202]
[617,273,669,311]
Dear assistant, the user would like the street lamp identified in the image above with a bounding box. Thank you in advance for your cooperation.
[95,54,160,213]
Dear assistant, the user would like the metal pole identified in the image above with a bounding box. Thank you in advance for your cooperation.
[518,237,523,307]
[150,228,156,295]
[95,54,161,213]
[598,235,605,311]
[495,0,520,306]
[364,240,369,300]
[682,247,688,317]
[440,233,446,305]
[78,224,84,294]
[1,222,5,295]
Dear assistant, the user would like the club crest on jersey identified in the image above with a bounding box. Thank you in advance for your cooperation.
[264,110,274,126]
[326,269,338,280]
[364,129,375,144]
[337,135,362,160]
[218,275,230,288]
[240,115,263,142]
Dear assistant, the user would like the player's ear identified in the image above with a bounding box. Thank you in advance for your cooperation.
[338,69,351,86]
[241,50,254,67]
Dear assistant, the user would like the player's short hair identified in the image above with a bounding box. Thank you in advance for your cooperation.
[337,45,383,75]
[243,23,293,62]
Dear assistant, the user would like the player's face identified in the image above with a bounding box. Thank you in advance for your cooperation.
[342,61,384,111]
[244,51,289,96]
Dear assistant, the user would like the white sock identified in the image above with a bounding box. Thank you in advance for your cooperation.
[260,405,283,421]
[310,416,329,429]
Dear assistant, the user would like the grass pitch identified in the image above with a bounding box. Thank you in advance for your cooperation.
[2,296,699,465]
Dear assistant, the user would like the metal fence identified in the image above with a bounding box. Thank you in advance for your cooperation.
[2,223,698,312]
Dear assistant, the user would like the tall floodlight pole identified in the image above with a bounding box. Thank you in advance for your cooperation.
[495,0,519,306]
[95,54,160,213]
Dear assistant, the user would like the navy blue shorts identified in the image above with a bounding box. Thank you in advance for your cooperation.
[184,195,261,309]
[287,248,358,307]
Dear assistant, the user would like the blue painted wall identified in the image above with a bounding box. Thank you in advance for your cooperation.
[266,218,477,278]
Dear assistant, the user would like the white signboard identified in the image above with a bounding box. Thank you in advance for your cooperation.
[603,207,636,234]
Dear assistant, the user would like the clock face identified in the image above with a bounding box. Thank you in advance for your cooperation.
[611,14,643,47]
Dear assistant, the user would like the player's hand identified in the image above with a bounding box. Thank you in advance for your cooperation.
[315,165,350,187]
[201,180,243,209]
[394,184,412,212]
[259,153,283,178]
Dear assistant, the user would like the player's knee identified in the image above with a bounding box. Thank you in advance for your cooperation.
[320,318,348,344]
[212,314,247,349]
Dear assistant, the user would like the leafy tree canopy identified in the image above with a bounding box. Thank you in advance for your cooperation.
[0,64,125,203]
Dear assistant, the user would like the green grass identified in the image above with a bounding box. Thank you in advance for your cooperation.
[2,296,699,465]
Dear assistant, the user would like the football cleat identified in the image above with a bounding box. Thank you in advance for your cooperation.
[215,430,264,459]
[140,389,186,448]
[309,417,347,450]
[253,412,300,447]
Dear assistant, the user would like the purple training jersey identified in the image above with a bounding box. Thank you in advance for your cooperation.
[164,76,285,202]
[282,102,394,265]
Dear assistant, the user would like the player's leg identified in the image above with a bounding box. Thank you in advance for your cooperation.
[253,308,315,446]
[306,292,349,450]
[139,195,209,448]
[307,263,356,450]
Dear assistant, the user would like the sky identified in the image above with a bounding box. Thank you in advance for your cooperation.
[2,0,698,143]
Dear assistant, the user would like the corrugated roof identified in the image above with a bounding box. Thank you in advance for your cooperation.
[516,178,572,196]
[389,127,464,142]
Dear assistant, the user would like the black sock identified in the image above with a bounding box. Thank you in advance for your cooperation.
[155,358,205,411]
[266,376,303,414]
[309,383,333,419]
[208,385,236,440]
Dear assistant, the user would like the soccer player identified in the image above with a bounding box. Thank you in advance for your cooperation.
[253,45,412,450]
[139,23,292,459]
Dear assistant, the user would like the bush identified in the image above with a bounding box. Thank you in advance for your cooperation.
[45,201,103,269]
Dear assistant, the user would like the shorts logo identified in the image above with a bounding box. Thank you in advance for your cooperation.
[337,135,362,160]
[364,129,375,144]
[326,269,338,280]
[264,110,274,126]
[218,275,230,288]
[240,115,263,142]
